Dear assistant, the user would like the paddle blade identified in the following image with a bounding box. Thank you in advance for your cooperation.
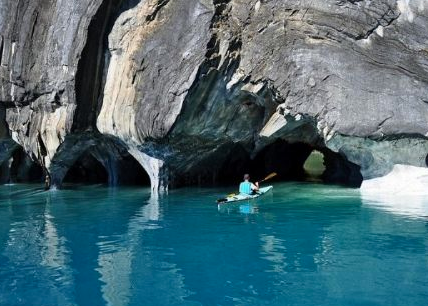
[261,172,277,182]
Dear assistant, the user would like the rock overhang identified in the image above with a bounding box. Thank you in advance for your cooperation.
[0,0,428,191]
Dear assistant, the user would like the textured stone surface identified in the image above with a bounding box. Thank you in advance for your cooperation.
[0,0,103,168]
[1,0,428,190]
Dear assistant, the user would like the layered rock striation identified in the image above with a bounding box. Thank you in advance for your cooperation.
[1,0,428,191]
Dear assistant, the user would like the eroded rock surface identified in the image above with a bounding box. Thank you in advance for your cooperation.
[1,0,428,190]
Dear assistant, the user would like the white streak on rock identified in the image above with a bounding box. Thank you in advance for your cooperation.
[128,148,168,194]
[255,1,261,12]
[9,42,16,99]
[260,112,287,137]
[226,69,245,90]
[356,36,372,48]
[375,25,384,37]
[397,0,415,22]
[241,82,264,94]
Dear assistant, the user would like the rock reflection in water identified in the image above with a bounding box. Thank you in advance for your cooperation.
[361,193,428,220]
[96,193,193,306]
[1,191,74,306]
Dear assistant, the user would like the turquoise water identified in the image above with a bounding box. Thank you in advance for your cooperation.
[0,183,427,306]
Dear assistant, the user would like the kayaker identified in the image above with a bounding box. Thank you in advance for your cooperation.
[239,174,259,195]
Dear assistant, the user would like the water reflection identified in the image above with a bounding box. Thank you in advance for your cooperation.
[361,192,428,220]
[0,189,75,306]
[1,183,428,306]
[41,196,70,269]
[259,234,287,274]
[96,192,193,306]
[97,193,161,306]
[217,201,259,215]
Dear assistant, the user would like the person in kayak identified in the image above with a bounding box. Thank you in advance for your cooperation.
[239,174,259,195]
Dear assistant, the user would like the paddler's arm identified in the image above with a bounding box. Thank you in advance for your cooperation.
[251,182,259,191]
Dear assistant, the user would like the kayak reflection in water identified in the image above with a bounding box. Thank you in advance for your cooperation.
[217,201,259,214]
[239,203,258,214]
[239,174,259,195]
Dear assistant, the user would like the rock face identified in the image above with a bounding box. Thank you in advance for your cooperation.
[1,0,428,191]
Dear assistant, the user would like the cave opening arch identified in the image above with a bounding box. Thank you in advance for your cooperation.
[180,139,363,188]
[63,151,108,185]
[60,146,151,187]
[110,151,152,187]
[0,146,44,184]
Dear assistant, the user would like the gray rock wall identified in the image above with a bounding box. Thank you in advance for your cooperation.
[0,0,103,167]
[1,0,428,190]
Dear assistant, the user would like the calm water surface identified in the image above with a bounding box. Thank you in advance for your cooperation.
[0,183,427,306]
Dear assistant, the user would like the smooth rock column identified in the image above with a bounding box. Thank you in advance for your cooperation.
[128,148,169,194]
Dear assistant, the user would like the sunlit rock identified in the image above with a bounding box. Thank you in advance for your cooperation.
[361,164,428,219]
[361,164,428,196]
[1,0,428,191]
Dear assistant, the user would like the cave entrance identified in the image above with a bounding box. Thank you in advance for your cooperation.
[214,140,313,185]
[320,149,363,187]
[214,140,362,188]
[114,152,151,186]
[62,149,151,187]
[6,148,44,183]
[63,152,108,185]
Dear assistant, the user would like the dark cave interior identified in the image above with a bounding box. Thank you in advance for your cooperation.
[63,150,151,186]
[175,139,363,188]
[0,147,44,183]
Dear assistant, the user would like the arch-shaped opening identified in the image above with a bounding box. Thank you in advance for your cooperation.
[63,151,108,185]
[114,152,151,186]
[6,148,44,183]
[61,148,151,187]
[250,140,314,182]
[320,149,363,187]
[213,140,315,185]
[178,139,363,188]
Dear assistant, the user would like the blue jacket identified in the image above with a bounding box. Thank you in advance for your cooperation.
[239,181,252,195]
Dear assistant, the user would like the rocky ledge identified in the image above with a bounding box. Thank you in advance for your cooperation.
[1,0,428,192]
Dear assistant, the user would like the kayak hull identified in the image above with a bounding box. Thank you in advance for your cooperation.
[217,186,273,204]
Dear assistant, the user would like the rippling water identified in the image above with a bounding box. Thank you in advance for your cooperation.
[0,183,427,306]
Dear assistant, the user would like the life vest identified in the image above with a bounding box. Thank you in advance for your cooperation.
[239,181,252,195]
